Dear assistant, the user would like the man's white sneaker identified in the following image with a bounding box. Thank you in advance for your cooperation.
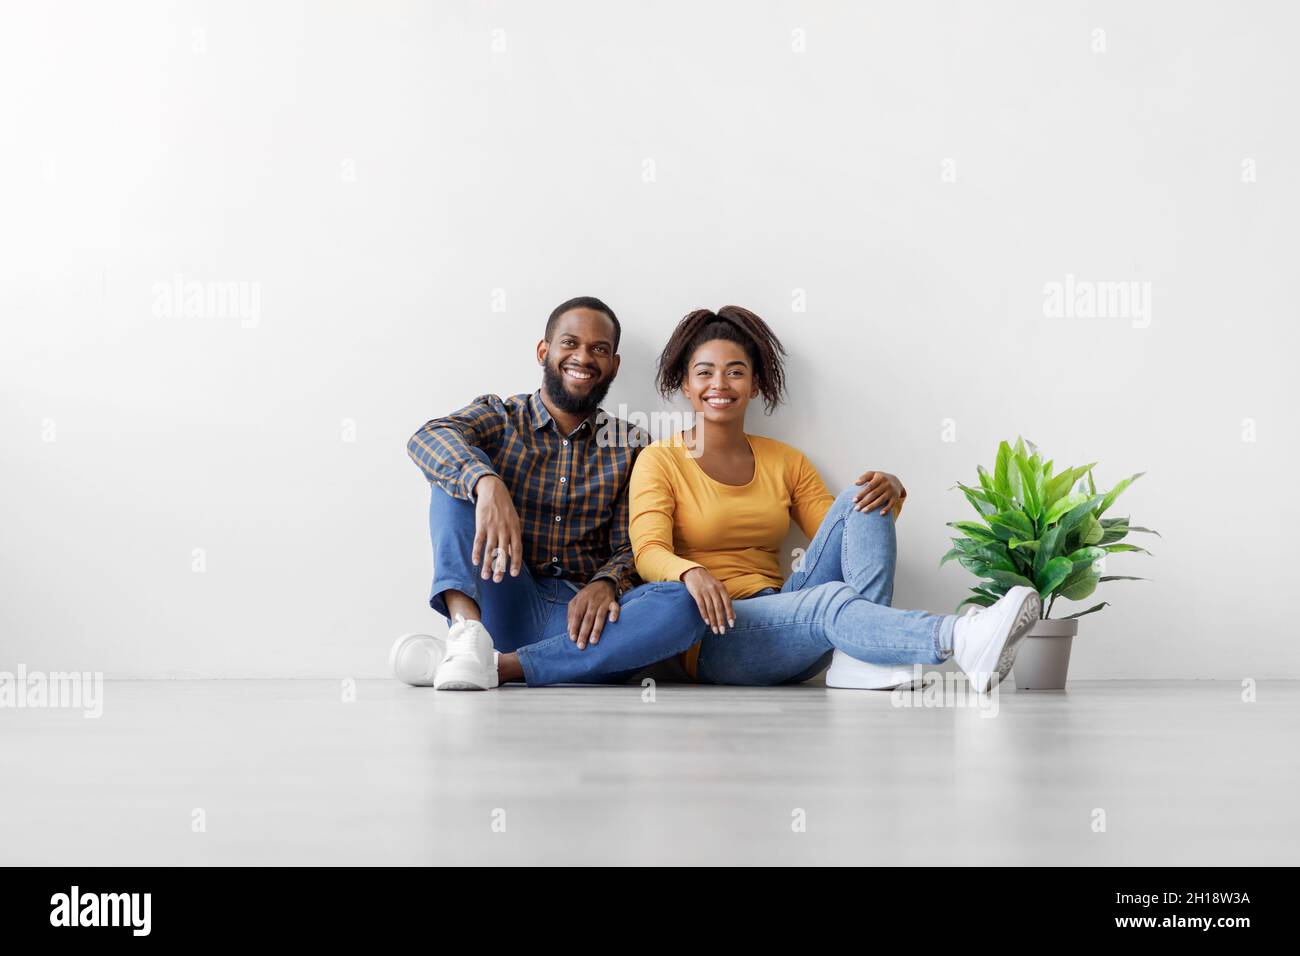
[952,585,1041,694]
[434,615,500,691]
[825,650,927,690]
[389,632,446,687]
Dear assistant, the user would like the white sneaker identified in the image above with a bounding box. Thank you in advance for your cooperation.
[825,651,927,690]
[389,632,446,687]
[434,615,500,691]
[952,585,1041,694]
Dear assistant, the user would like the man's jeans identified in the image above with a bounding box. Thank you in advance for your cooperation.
[696,486,957,686]
[427,482,704,686]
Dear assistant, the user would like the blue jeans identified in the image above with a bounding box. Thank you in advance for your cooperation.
[426,479,705,686]
[696,486,957,686]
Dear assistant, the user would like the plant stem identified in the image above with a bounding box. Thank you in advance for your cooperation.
[1045,594,1056,619]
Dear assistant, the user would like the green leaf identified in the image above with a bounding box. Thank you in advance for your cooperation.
[1098,519,1130,546]
[979,568,1036,590]
[1035,556,1074,598]
[1015,455,1042,519]
[1098,575,1148,582]
[969,544,1017,571]
[1125,526,1161,537]
[1097,472,1144,517]
[956,482,1012,515]
[939,548,961,567]
[1042,469,1076,509]
[1078,513,1104,546]
[1087,470,1097,495]
[976,465,994,493]
[993,442,1012,498]
[1043,491,1089,527]
[1104,543,1151,555]
[1064,546,1106,567]
[1058,565,1099,601]
[1058,495,1106,538]
[948,521,998,543]
[1008,537,1040,552]
[987,512,1034,543]
[960,487,995,517]
[1033,524,1064,578]
[1060,602,1109,620]
[957,594,997,611]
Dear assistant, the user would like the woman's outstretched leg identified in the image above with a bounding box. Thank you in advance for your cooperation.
[697,582,951,686]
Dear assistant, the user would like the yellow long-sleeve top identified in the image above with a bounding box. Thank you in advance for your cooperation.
[628,432,903,679]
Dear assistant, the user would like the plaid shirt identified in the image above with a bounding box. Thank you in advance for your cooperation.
[407,391,648,596]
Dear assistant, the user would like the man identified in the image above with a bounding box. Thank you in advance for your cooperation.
[393,296,705,690]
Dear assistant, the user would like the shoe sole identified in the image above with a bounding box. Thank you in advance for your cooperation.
[433,659,495,691]
[389,633,443,686]
[827,677,929,691]
[826,666,926,691]
[985,590,1041,693]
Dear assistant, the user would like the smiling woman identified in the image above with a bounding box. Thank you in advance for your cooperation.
[628,305,1043,692]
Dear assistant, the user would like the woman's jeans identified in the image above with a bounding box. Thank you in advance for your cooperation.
[696,486,957,686]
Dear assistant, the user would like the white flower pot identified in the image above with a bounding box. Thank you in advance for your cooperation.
[1012,617,1078,690]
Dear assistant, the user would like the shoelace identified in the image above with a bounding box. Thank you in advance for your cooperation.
[446,615,482,656]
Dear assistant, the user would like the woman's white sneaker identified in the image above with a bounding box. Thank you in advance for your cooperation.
[389,633,447,687]
[434,615,500,691]
[825,650,926,690]
[952,586,1041,694]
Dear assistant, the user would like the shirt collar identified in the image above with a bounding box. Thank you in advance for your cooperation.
[529,389,604,437]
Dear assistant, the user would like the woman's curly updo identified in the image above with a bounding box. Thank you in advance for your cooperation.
[655,306,788,414]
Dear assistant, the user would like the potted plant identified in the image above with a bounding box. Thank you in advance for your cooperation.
[942,437,1157,689]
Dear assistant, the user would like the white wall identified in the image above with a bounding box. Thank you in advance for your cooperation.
[2,1,1296,679]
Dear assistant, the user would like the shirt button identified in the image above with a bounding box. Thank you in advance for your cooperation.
[562,440,569,446]
[555,515,562,522]
[560,477,567,483]
[552,556,559,562]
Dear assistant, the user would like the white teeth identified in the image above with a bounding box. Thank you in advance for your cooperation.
[564,367,594,380]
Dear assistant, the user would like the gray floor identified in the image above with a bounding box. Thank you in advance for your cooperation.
[2,679,1297,866]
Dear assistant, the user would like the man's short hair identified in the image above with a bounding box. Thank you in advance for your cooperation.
[545,296,621,351]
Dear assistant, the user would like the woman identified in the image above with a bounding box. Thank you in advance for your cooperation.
[628,306,1039,691]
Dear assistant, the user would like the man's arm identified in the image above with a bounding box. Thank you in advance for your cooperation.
[406,395,507,501]
[589,479,638,597]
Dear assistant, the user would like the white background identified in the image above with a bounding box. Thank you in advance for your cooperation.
[2,1,1296,678]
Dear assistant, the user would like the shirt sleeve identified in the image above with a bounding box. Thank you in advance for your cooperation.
[789,450,837,540]
[628,446,704,585]
[588,470,639,597]
[406,395,506,501]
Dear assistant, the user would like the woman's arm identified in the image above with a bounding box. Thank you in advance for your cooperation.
[629,446,733,634]
[628,447,704,584]
[789,451,837,539]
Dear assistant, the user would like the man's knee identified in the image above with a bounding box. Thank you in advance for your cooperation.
[621,582,701,628]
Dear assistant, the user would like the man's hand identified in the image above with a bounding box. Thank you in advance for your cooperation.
[853,470,906,515]
[683,567,734,635]
[568,579,620,650]
[472,475,524,582]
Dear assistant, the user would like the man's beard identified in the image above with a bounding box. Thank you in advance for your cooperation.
[542,359,613,417]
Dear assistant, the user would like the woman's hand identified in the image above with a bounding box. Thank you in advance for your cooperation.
[854,470,906,514]
[682,567,735,635]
